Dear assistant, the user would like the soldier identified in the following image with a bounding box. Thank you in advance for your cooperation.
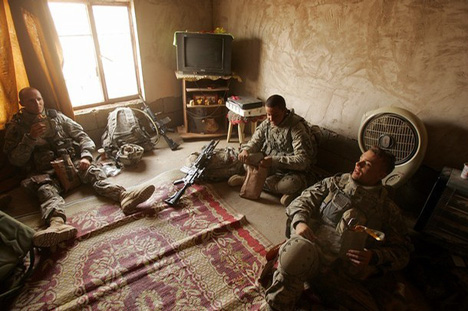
[263,146,413,311]
[3,87,155,248]
[228,94,319,206]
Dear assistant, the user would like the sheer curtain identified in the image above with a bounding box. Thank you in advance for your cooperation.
[4,0,73,125]
[0,0,29,130]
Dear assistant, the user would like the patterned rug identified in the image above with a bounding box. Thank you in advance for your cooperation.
[10,170,272,311]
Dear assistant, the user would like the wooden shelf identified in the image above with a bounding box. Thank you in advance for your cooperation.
[186,104,225,109]
[186,87,229,92]
[178,74,239,140]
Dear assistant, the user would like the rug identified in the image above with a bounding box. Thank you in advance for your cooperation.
[9,170,272,311]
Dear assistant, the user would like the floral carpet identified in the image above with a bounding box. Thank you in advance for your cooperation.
[10,171,272,310]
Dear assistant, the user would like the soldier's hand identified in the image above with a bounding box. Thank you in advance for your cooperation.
[78,158,91,171]
[295,222,317,242]
[346,248,373,267]
[29,122,46,139]
[260,156,273,168]
[238,149,249,162]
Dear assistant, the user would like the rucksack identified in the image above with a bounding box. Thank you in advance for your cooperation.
[101,107,155,158]
[0,211,36,303]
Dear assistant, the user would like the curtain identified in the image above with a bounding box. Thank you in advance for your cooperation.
[8,0,74,119]
[0,0,29,130]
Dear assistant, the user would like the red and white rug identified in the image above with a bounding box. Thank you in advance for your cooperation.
[11,171,272,310]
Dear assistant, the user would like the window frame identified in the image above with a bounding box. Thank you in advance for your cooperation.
[48,0,143,110]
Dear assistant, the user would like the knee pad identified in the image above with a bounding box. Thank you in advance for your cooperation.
[276,175,305,194]
[37,183,61,202]
[278,235,319,278]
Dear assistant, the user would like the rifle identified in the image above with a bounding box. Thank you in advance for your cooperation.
[140,99,179,151]
[165,140,219,206]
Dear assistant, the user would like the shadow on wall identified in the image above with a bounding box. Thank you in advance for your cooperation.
[424,121,468,171]
[232,37,262,82]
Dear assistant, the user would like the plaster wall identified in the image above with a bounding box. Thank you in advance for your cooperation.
[133,0,213,102]
[214,0,468,171]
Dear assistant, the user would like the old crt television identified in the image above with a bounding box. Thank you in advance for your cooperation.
[175,31,233,75]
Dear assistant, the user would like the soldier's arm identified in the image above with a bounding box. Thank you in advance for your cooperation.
[286,177,330,230]
[241,120,266,153]
[59,113,95,160]
[2,124,37,167]
[370,202,413,272]
[270,122,312,171]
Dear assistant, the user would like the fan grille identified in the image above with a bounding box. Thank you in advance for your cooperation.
[361,113,418,165]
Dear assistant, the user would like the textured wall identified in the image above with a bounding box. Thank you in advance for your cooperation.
[133,0,213,107]
[214,0,468,171]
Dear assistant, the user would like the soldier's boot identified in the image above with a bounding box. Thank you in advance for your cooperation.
[33,217,77,248]
[228,174,246,187]
[120,185,155,215]
[280,192,300,207]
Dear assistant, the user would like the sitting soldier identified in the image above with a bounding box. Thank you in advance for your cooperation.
[228,94,319,206]
[3,87,155,248]
[263,146,413,311]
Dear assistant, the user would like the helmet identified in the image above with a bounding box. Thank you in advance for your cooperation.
[116,143,144,166]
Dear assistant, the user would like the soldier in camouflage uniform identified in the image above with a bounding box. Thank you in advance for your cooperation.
[228,94,319,206]
[263,146,413,311]
[3,87,155,248]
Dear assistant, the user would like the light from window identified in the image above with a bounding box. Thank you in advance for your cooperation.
[48,1,140,108]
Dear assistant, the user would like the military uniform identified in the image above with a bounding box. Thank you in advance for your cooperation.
[3,108,125,224]
[265,173,413,311]
[241,109,318,195]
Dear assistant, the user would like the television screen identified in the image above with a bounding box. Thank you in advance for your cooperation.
[175,32,233,76]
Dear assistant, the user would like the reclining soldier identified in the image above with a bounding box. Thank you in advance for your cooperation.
[3,87,155,248]
[262,146,413,311]
[228,94,319,206]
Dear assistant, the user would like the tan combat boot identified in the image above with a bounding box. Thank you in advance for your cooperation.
[227,174,246,187]
[120,185,155,215]
[33,217,77,248]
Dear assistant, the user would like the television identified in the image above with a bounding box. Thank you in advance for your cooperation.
[175,31,233,76]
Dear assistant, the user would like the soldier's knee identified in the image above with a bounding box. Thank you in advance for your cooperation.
[278,235,319,278]
[37,183,61,202]
[276,175,306,194]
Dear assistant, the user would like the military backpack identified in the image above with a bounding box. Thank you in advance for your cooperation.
[101,107,155,158]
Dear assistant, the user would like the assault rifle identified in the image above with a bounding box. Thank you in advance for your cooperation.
[140,99,179,151]
[165,140,219,206]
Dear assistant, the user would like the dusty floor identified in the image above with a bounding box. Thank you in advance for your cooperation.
[3,132,287,245]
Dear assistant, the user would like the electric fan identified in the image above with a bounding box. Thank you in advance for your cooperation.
[358,106,427,188]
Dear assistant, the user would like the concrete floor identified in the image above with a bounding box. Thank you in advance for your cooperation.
[4,132,286,245]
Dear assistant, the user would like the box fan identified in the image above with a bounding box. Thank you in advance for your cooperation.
[358,107,427,188]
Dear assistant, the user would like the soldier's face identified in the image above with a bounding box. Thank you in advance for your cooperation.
[266,106,286,127]
[20,89,44,115]
[352,150,388,186]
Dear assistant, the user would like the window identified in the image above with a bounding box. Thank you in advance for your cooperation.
[48,0,141,108]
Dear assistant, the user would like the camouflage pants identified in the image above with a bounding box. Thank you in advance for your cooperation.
[263,172,308,195]
[22,164,124,225]
[265,258,403,311]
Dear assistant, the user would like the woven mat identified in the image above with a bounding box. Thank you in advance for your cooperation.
[10,170,272,310]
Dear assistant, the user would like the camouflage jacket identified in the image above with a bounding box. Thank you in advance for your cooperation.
[3,108,95,173]
[287,173,412,272]
[241,109,317,172]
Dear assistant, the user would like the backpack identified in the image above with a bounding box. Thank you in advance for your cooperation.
[101,107,155,158]
[0,211,36,303]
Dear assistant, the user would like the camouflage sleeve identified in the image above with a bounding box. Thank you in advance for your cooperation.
[2,122,40,167]
[58,113,95,160]
[271,122,312,171]
[241,119,267,153]
[372,201,413,272]
[286,177,332,229]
